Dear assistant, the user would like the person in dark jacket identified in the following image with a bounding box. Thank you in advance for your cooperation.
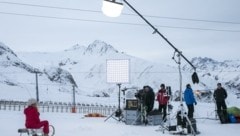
[142,85,155,113]
[136,86,155,113]
[184,84,197,119]
[157,84,169,120]
[24,98,49,136]
[213,83,228,115]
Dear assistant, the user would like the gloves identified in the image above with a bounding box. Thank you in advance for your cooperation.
[194,102,197,105]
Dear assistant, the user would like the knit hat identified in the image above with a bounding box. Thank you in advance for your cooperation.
[27,98,37,106]
[186,84,191,88]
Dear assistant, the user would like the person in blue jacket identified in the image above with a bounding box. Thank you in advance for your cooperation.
[184,84,197,119]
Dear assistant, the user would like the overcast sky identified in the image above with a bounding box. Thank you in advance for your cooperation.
[0,0,240,64]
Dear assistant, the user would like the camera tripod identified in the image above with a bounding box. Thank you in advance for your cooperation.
[157,100,174,133]
[131,99,148,125]
[176,104,197,135]
[104,84,124,122]
[157,104,197,135]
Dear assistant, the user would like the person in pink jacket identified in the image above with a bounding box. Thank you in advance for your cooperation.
[24,98,49,136]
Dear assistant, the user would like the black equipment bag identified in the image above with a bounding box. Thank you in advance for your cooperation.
[176,111,187,128]
[192,72,199,84]
[187,118,197,134]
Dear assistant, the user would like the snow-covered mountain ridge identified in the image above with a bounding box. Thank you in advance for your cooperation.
[184,57,240,92]
[0,42,77,101]
[0,40,239,104]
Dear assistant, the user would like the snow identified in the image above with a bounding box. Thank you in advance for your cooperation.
[1,101,240,136]
[1,41,240,136]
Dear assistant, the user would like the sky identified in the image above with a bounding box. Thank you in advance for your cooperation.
[0,0,240,64]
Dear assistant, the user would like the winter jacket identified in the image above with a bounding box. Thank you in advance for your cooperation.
[145,87,155,112]
[184,87,196,105]
[157,89,169,105]
[24,106,40,128]
[213,87,227,102]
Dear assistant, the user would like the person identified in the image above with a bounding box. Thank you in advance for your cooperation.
[24,98,49,136]
[213,83,228,116]
[184,84,197,119]
[157,84,169,121]
[143,85,155,113]
[135,85,155,114]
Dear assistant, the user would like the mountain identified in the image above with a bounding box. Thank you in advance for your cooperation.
[183,57,240,94]
[1,40,239,105]
[0,42,36,86]
[0,42,77,101]
[0,42,36,72]
[16,40,187,101]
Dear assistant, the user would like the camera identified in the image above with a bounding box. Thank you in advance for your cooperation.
[135,89,145,100]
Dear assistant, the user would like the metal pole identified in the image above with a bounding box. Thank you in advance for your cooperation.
[73,85,76,106]
[117,83,121,110]
[72,85,76,113]
[123,0,196,71]
[178,53,183,104]
[35,72,39,102]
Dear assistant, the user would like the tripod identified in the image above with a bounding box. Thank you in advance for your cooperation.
[104,84,124,122]
[131,98,148,125]
[213,98,218,119]
[157,101,173,133]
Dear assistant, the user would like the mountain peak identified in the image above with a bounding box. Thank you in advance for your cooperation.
[0,41,36,73]
[191,57,219,64]
[84,40,119,55]
[0,42,17,57]
[64,44,86,52]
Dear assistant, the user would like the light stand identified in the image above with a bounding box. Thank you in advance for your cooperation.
[105,59,130,122]
[105,83,124,122]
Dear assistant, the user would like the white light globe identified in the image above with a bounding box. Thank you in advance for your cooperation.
[102,0,124,17]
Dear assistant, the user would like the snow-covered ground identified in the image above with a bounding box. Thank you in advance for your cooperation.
[1,102,240,136]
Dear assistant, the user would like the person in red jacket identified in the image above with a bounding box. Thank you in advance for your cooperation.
[157,84,169,121]
[24,98,49,136]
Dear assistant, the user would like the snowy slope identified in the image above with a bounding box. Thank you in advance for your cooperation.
[1,101,240,136]
[1,40,239,105]
[0,42,78,102]
[16,40,195,99]
[1,40,240,136]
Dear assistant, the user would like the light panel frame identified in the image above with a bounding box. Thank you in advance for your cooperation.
[106,59,130,84]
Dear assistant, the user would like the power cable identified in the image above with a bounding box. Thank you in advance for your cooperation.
[20,81,34,98]
[0,70,240,74]
[0,11,239,32]
[0,1,240,25]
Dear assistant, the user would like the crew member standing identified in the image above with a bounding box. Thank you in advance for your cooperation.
[157,84,169,121]
[143,86,155,114]
[213,83,228,117]
[184,84,197,119]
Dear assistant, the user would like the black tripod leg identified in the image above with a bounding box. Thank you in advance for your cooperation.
[104,111,118,122]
